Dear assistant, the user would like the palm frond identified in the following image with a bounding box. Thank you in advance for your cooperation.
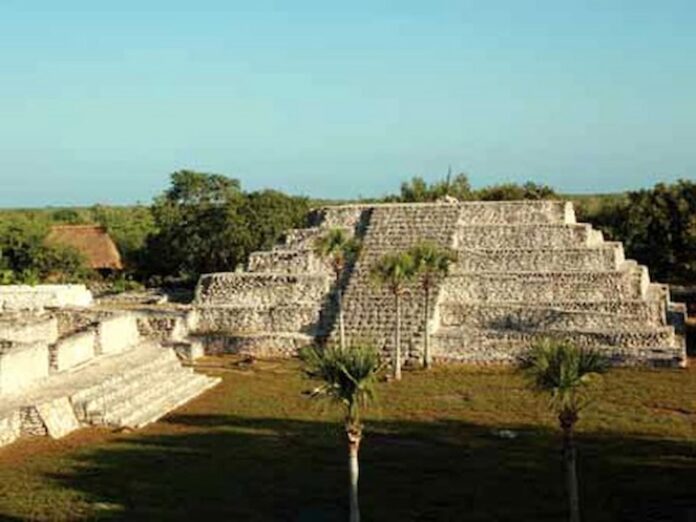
[299,344,381,423]
[520,339,609,416]
[369,251,417,292]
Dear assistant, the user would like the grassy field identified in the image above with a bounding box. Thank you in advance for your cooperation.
[0,357,694,521]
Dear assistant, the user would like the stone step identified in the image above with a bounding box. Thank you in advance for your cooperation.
[440,265,648,303]
[431,327,683,366]
[433,325,677,350]
[189,303,322,335]
[455,224,603,249]
[437,300,666,326]
[248,249,328,274]
[452,244,624,273]
[71,346,178,408]
[194,273,331,307]
[80,357,185,422]
[199,332,314,357]
[118,374,220,429]
[98,368,201,427]
[457,200,575,225]
[437,303,664,330]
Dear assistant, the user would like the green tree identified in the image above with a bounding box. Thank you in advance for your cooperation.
[476,181,557,201]
[314,228,361,348]
[144,172,311,284]
[396,173,472,202]
[145,171,244,282]
[237,189,311,255]
[90,204,156,274]
[0,215,88,284]
[300,344,381,522]
[408,243,456,369]
[521,340,608,522]
[370,252,417,380]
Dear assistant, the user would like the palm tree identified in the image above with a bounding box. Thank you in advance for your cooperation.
[314,228,360,349]
[521,339,608,522]
[300,344,381,522]
[409,242,456,369]
[370,251,416,380]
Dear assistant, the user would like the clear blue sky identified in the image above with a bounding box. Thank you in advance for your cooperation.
[1,1,694,207]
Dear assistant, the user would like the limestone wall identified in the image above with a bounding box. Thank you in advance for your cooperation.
[0,285,93,311]
[247,249,328,274]
[195,273,331,307]
[189,200,686,366]
[455,224,601,250]
[51,330,96,372]
[440,270,644,303]
[0,341,50,395]
[98,314,141,355]
[134,310,188,342]
[0,315,59,344]
[189,304,321,335]
[454,245,623,273]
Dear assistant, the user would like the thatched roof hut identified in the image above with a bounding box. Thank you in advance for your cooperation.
[46,225,123,270]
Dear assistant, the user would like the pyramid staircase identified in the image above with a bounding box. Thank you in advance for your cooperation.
[0,314,220,448]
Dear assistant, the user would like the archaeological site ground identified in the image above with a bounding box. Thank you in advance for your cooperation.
[0,200,693,521]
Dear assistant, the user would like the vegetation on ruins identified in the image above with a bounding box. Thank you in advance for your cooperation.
[388,172,557,203]
[408,242,457,369]
[300,344,381,522]
[521,340,609,522]
[314,228,361,348]
[369,251,417,380]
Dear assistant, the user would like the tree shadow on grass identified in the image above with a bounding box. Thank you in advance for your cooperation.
[44,414,696,522]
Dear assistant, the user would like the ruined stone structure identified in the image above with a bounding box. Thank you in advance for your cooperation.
[192,201,687,367]
[0,285,219,448]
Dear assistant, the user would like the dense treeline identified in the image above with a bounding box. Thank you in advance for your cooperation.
[385,173,558,202]
[0,171,693,287]
[576,180,696,283]
[141,171,310,283]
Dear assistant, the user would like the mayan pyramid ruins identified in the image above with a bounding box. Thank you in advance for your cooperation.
[0,200,687,449]
[192,200,687,366]
[0,285,219,448]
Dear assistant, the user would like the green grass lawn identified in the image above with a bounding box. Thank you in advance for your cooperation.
[0,357,694,521]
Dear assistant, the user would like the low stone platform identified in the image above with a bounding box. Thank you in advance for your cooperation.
[0,342,220,447]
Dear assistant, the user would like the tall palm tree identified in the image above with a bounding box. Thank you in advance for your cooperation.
[409,242,456,369]
[300,344,381,522]
[370,251,416,380]
[521,339,608,522]
[314,228,360,349]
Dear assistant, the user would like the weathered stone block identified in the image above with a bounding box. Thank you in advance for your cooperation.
[0,341,50,395]
[97,314,140,355]
[52,330,96,372]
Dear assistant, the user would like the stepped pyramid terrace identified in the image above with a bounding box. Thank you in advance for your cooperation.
[191,200,687,367]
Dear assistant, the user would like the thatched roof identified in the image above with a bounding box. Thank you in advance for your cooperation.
[46,225,123,270]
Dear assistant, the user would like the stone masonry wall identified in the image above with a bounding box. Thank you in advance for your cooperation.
[0,285,93,311]
[190,200,686,366]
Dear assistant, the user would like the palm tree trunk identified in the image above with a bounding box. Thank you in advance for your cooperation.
[347,426,362,522]
[562,418,581,522]
[337,285,345,350]
[423,285,431,369]
[394,293,402,380]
